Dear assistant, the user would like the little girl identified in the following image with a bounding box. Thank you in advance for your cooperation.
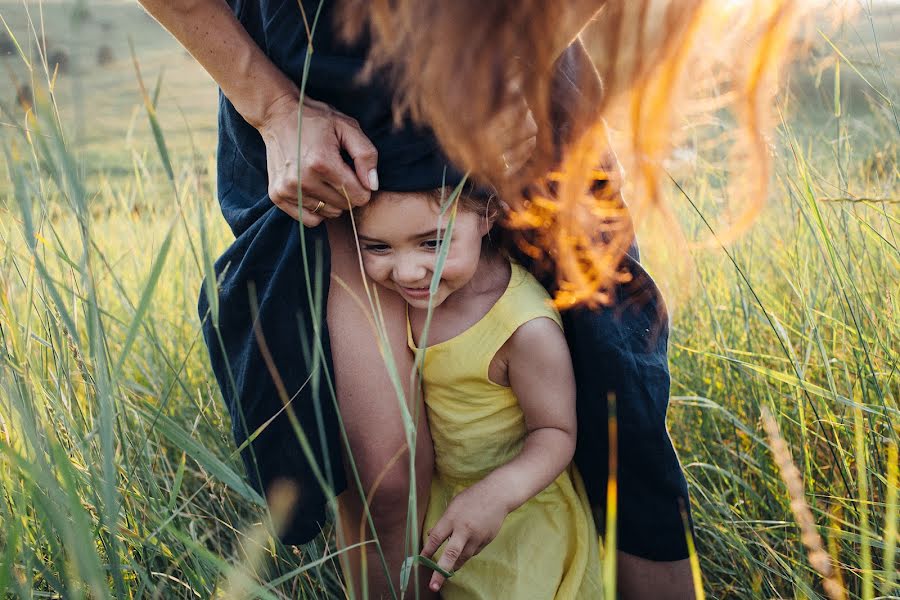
[355,188,602,598]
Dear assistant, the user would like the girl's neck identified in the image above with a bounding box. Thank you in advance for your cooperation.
[441,248,509,311]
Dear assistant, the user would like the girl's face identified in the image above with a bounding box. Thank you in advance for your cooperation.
[356,191,491,309]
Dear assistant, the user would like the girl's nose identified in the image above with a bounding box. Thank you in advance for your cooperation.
[393,254,428,285]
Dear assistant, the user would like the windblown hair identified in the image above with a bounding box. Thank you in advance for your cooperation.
[338,0,806,307]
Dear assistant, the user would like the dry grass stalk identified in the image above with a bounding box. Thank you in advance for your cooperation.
[760,405,845,600]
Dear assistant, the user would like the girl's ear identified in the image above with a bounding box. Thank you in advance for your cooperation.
[479,196,502,236]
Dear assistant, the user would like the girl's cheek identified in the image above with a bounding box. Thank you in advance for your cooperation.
[362,256,388,283]
[363,256,393,284]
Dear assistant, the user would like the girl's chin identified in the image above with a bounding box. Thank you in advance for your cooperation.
[399,287,447,309]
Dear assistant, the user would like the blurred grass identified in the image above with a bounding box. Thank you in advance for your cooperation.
[0,1,898,598]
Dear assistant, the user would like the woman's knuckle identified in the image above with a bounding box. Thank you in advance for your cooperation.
[271,181,295,200]
[307,153,331,175]
[360,147,378,161]
[302,212,323,227]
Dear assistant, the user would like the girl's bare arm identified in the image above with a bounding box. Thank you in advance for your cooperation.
[420,316,576,592]
[479,317,577,509]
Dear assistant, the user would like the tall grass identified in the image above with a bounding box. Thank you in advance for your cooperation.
[638,7,899,594]
[0,2,897,599]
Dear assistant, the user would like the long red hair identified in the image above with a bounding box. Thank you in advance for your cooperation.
[339,0,806,307]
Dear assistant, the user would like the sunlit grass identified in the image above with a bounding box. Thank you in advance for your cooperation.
[1,1,898,598]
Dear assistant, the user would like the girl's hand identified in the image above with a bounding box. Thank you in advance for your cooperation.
[258,94,379,227]
[420,482,511,592]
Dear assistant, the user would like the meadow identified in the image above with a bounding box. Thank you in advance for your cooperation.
[0,1,897,598]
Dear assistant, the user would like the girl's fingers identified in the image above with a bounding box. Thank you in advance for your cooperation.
[429,531,467,592]
[422,522,451,558]
[449,540,478,573]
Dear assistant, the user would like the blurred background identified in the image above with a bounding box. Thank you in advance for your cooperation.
[0,1,897,598]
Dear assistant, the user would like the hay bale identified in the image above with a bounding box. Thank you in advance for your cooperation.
[48,49,70,75]
[16,84,33,110]
[72,3,91,24]
[97,45,114,67]
[1,31,16,57]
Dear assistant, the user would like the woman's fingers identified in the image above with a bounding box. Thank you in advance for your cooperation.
[503,134,537,176]
[302,179,352,215]
[299,207,325,228]
[333,115,379,194]
[304,142,370,209]
[493,95,538,176]
[260,95,379,222]
[302,197,343,219]
[269,169,348,224]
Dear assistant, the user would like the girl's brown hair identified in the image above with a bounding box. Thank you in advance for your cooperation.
[338,0,807,307]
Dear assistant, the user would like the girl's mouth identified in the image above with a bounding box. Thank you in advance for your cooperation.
[399,286,431,299]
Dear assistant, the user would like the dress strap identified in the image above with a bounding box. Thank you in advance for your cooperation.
[406,304,417,351]
[475,263,563,372]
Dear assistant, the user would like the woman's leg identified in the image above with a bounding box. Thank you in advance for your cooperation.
[326,217,435,599]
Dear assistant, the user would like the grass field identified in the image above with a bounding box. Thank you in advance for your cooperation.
[0,1,898,598]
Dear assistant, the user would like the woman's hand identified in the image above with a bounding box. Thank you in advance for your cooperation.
[420,481,511,593]
[134,0,378,227]
[488,81,538,178]
[258,94,379,227]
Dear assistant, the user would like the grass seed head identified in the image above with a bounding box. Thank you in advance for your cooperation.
[761,406,846,600]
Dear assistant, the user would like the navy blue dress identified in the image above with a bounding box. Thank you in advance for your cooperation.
[200,0,692,561]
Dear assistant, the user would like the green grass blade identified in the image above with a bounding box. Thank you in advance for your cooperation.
[881,442,898,596]
[112,217,176,378]
[134,404,265,506]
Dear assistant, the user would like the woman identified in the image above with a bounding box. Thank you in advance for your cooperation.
[137,0,698,597]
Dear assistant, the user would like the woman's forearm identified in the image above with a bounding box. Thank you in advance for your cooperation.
[136,0,299,128]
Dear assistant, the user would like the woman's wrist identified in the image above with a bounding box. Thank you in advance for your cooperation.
[253,90,301,135]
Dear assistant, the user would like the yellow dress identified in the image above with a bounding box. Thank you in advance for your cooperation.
[409,263,602,599]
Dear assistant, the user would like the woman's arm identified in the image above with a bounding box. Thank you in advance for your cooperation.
[420,317,577,592]
[138,0,295,130]
[136,0,379,224]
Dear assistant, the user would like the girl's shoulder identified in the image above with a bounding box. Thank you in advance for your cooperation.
[486,264,566,386]
[493,263,562,332]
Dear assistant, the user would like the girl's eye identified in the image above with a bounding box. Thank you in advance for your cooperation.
[422,239,442,250]
[363,244,391,254]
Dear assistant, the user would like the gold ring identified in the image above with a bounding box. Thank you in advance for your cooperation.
[312,200,325,214]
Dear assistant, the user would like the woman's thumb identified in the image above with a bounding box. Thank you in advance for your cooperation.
[335,118,379,192]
